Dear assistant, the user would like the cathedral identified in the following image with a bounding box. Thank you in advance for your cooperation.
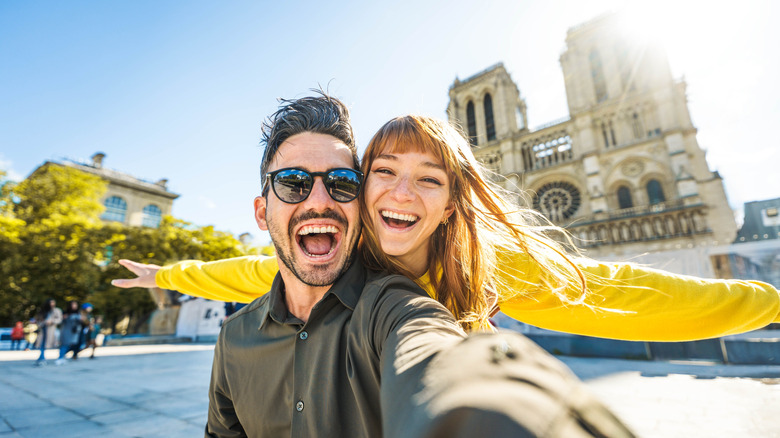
[446,14,737,261]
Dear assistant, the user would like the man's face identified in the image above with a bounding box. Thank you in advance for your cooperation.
[254,132,361,287]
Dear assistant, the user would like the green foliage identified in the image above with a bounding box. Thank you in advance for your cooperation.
[0,164,252,329]
[14,164,106,226]
[0,171,25,248]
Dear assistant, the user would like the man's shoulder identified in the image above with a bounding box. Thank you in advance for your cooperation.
[221,294,271,329]
[363,271,428,299]
[357,271,448,320]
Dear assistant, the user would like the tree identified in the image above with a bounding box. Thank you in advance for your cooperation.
[0,165,108,324]
[0,164,253,330]
[88,217,250,330]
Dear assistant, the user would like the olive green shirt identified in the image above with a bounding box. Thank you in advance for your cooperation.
[205,258,635,438]
[205,259,466,437]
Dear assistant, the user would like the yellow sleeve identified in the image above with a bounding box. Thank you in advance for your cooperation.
[497,251,780,342]
[155,255,279,303]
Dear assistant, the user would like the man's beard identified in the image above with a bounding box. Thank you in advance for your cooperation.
[268,210,359,287]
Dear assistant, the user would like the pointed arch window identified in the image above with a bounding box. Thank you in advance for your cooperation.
[589,49,608,102]
[631,112,643,139]
[484,93,496,141]
[102,196,127,222]
[608,120,617,146]
[617,186,633,209]
[466,101,477,145]
[646,179,665,205]
[142,204,163,228]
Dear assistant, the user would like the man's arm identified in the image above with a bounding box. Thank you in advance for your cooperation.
[205,332,246,438]
[370,277,634,438]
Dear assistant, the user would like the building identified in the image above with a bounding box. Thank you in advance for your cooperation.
[49,152,179,228]
[446,13,737,261]
[735,198,780,244]
[711,198,780,288]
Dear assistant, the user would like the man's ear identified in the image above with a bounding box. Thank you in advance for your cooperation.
[254,196,268,231]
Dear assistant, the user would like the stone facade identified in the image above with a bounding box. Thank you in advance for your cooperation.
[447,14,737,259]
[58,152,178,228]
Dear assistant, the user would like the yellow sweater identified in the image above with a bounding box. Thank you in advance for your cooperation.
[156,254,780,342]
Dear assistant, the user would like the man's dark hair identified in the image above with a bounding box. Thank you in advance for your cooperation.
[260,91,359,186]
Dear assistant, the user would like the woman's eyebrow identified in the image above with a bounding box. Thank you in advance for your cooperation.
[375,154,398,162]
[376,154,445,171]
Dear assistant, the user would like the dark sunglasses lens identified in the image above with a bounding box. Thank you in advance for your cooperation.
[273,170,312,203]
[325,169,361,202]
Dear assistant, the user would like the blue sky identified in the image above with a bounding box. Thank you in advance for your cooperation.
[2,0,778,245]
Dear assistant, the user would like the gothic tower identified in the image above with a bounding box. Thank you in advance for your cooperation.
[447,14,737,259]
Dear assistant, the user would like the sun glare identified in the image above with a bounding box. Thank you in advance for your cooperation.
[612,1,752,79]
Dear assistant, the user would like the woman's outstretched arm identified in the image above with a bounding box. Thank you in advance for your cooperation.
[112,256,279,303]
[497,251,780,342]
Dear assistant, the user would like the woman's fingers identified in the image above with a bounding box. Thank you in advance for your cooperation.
[112,259,161,288]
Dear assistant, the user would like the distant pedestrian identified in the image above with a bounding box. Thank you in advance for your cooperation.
[79,303,100,359]
[83,315,102,359]
[10,321,24,350]
[35,299,62,366]
[55,300,84,365]
[23,318,38,350]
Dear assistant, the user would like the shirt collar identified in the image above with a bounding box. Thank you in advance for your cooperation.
[324,256,366,311]
[259,256,367,330]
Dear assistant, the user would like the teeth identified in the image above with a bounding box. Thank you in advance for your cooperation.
[298,225,339,235]
[381,210,418,223]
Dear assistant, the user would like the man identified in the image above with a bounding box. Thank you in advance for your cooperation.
[116,93,633,437]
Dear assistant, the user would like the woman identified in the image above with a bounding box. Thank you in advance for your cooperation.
[114,115,780,339]
[35,299,62,365]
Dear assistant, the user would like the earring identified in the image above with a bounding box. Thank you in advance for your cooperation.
[441,216,449,226]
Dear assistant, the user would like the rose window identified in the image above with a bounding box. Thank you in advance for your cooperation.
[533,182,581,222]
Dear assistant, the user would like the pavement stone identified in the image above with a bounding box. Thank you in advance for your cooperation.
[1,343,779,437]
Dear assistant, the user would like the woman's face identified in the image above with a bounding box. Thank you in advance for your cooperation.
[364,150,454,276]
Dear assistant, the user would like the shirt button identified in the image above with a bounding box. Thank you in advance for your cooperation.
[296,401,304,412]
[299,331,308,340]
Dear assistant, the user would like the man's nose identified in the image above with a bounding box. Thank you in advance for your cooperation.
[303,177,337,209]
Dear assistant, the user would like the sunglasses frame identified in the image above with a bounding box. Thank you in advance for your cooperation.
[263,167,364,204]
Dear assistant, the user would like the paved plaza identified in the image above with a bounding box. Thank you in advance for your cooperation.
[1,343,778,437]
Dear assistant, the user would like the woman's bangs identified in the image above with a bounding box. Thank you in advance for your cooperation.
[375,119,446,164]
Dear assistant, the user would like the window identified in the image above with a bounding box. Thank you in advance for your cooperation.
[590,50,608,102]
[515,107,525,129]
[646,179,665,205]
[608,120,617,146]
[615,43,635,92]
[102,196,127,222]
[617,186,633,209]
[142,204,162,228]
[533,181,582,222]
[523,134,573,170]
[631,113,643,139]
[484,93,496,141]
[466,101,477,145]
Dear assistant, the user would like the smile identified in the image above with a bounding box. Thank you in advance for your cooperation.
[296,224,340,257]
[380,210,419,229]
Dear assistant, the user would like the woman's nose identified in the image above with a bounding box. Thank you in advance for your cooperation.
[389,176,414,202]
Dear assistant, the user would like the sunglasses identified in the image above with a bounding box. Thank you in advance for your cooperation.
[263,167,364,204]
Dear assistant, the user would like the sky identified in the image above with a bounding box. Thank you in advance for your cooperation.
[1,0,778,245]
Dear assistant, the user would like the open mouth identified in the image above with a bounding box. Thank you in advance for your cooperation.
[297,225,340,257]
[380,210,419,229]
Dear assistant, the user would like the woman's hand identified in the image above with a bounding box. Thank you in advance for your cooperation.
[111,259,162,289]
